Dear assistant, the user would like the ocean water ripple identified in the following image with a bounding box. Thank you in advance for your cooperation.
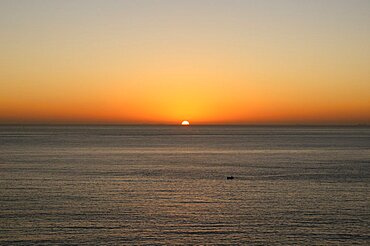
[0,126,369,244]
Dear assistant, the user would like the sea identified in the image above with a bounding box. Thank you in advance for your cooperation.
[0,125,369,245]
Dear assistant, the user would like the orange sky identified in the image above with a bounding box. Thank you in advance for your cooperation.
[0,1,369,124]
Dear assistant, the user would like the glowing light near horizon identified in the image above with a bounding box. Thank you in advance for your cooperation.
[181,120,190,126]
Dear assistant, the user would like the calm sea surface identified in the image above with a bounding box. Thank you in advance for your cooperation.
[0,126,369,245]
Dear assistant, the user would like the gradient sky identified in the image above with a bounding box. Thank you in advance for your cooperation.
[1,0,369,124]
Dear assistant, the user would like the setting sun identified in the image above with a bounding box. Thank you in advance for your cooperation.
[181,120,190,126]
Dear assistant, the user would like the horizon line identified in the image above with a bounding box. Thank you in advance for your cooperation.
[0,122,369,127]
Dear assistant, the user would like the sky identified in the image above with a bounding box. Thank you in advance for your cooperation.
[0,0,369,124]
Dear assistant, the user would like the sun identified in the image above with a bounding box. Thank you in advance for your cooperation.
[181,120,190,126]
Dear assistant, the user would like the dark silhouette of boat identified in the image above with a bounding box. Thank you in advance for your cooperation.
[227,176,234,180]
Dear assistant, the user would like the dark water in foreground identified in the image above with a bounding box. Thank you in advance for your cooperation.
[0,125,369,245]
